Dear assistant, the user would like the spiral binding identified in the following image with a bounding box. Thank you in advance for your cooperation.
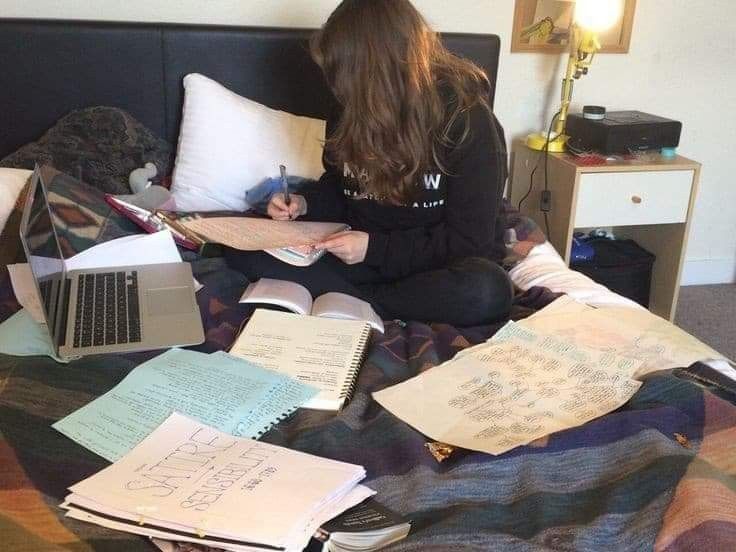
[337,323,372,409]
[254,404,299,438]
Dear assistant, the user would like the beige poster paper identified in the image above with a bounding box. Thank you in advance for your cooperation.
[374,332,642,456]
[520,305,727,378]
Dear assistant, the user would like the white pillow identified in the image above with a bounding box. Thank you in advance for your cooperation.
[171,73,327,212]
[0,168,32,236]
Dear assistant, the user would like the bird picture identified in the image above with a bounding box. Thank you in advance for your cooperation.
[513,0,634,53]
[521,16,556,43]
[516,0,575,46]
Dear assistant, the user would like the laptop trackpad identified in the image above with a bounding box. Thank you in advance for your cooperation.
[146,287,194,316]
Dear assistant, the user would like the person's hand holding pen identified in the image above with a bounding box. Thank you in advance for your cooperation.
[267,165,307,221]
[267,193,307,221]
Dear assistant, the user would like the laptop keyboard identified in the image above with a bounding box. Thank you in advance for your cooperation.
[73,271,141,348]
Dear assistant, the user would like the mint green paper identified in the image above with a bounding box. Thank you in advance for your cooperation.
[0,309,69,363]
[53,348,317,462]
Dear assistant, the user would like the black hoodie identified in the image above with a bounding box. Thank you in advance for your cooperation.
[301,103,508,279]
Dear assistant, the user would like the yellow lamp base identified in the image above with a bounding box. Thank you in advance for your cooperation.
[526,132,569,153]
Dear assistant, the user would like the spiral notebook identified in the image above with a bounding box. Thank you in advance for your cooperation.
[230,309,373,411]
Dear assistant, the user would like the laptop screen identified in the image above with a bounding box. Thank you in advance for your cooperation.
[20,170,67,345]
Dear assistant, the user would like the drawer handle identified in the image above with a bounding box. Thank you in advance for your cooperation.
[631,195,643,204]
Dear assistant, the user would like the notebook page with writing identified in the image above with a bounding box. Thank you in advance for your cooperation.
[52,349,316,461]
[180,217,348,251]
[230,309,372,411]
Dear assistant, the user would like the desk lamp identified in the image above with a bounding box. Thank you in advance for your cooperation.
[526,0,623,152]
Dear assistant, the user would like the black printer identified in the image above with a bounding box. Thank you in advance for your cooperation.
[566,110,682,154]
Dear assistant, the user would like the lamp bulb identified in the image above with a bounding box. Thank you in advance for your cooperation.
[574,0,622,32]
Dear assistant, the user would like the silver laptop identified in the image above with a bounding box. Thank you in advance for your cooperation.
[20,166,205,359]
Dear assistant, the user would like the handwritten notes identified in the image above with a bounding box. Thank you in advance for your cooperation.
[375,299,727,457]
[64,413,371,551]
[374,325,643,456]
[229,309,372,411]
[53,349,317,461]
[459,298,728,379]
[519,299,728,378]
[180,216,348,251]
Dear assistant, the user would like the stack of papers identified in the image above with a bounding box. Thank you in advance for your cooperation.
[152,497,411,552]
[63,413,373,552]
[53,348,318,462]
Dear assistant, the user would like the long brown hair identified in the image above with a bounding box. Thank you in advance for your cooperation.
[311,0,492,204]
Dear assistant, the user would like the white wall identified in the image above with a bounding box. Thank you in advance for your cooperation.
[4,0,735,284]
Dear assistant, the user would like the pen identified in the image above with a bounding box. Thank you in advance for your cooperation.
[279,164,290,207]
[154,210,205,248]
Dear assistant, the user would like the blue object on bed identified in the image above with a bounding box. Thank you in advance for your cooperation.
[246,175,310,214]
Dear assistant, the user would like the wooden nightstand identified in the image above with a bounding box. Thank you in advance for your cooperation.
[510,142,700,321]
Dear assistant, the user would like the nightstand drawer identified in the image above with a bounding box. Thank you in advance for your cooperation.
[574,170,693,227]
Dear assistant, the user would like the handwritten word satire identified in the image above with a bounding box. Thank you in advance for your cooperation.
[124,426,283,513]
[125,427,236,498]
[181,444,279,512]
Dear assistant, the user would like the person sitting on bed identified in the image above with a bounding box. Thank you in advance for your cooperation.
[226,0,513,326]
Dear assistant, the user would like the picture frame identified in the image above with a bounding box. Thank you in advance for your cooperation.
[511,0,636,54]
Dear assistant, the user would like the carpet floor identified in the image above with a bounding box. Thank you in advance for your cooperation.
[676,284,735,361]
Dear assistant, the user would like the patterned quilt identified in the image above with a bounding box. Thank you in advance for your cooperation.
[0,174,735,551]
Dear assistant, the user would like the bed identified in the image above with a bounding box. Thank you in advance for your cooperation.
[1,19,735,552]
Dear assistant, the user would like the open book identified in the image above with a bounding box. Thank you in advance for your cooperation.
[230,309,374,411]
[240,278,384,333]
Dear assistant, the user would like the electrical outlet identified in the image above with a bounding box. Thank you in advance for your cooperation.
[540,190,552,212]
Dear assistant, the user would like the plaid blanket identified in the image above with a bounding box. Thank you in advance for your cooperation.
[0,174,734,551]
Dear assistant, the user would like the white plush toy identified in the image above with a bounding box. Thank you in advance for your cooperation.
[129,162,157,194]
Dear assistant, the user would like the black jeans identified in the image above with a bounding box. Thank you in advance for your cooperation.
[224,250,514,327]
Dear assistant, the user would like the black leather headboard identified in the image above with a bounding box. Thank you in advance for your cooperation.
[0,19,501,158]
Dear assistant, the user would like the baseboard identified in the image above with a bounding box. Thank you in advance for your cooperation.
[681,258,736,286]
